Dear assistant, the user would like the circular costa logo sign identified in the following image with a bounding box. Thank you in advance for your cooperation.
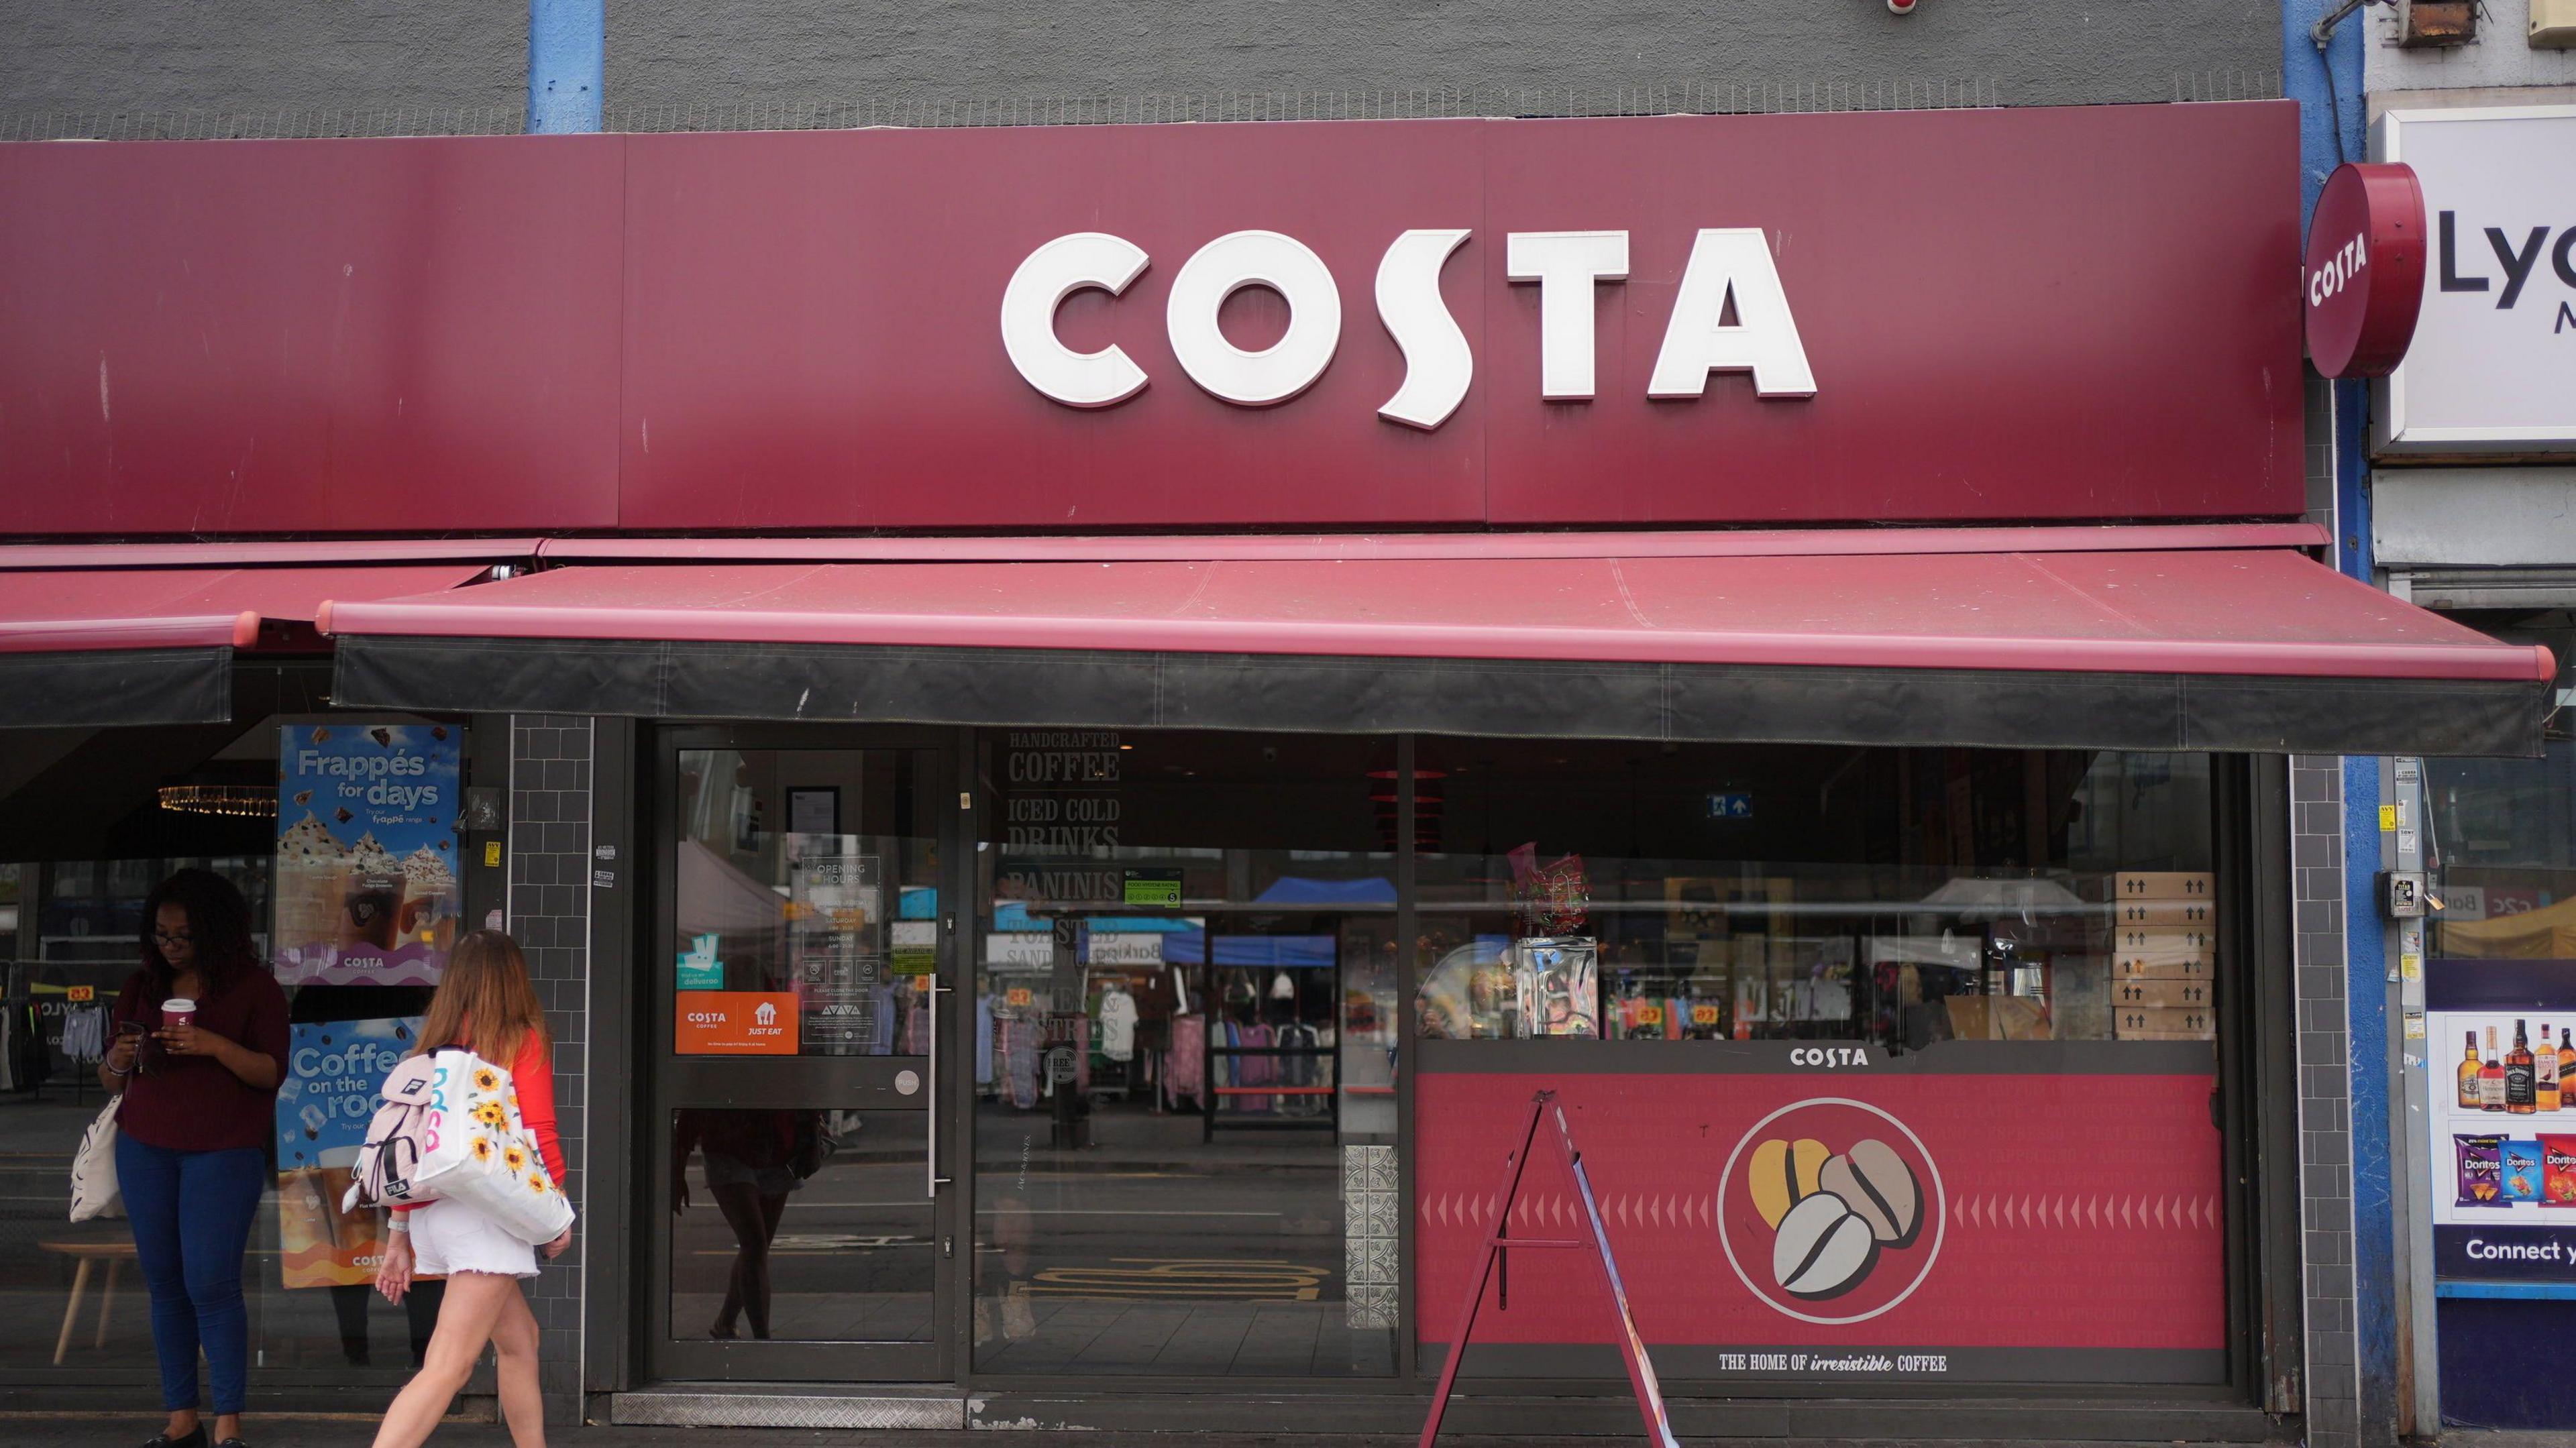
[1715,1098,1945,1325]
[2305,162,2426,379]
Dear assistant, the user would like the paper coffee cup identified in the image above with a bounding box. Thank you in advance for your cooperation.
[161,997,197,1029]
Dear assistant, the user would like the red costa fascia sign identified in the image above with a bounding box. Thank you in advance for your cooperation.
[0,104,2305,535]
[2305,162,2427,378]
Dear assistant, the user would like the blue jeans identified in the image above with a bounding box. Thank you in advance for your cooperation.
[116,1135,266,1415]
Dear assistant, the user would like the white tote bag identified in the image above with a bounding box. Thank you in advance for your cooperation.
[345,1047,572,1245]
[68,1097,123,1222]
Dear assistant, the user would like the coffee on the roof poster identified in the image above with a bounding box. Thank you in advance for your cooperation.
[273,723,462,986]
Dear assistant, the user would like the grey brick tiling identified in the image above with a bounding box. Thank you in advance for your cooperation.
[510,715,594,1425]
[2290,755,2357,1448]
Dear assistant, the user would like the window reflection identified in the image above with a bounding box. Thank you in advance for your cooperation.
[973,732,1398,1377]
[1414,745,2216,1049]
[2427,612,2576,959]
[669,1110,932,1343]
[0,706,443,1387]
[671,750,942,1057]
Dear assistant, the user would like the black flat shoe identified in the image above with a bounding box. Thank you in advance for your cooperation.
[142,1430,207,1448]
[215,1439,250,1448]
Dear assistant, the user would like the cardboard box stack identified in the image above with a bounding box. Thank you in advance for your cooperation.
[2111,872,2217,1040]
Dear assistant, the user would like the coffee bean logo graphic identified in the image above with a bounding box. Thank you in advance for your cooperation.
[1817,1138,1922,1245]
[1747,1136,1829,1229]
[1773,1192,1878,1299]
[1717,1099,1945,1327]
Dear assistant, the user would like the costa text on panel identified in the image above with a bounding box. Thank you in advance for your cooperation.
[1001,227,1817,426]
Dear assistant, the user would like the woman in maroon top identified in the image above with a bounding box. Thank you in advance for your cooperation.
[99,869,290,1448]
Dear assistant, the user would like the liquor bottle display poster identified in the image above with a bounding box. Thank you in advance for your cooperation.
[2424,958,2576,1282]
[273,723,463,985]
[1416,1042,2226,1387]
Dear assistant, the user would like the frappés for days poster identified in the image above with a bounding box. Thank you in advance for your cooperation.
[273,723,461,986]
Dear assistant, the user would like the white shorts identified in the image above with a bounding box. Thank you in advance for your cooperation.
[407,1197,539,1279]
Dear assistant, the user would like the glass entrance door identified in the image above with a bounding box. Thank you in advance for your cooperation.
[648,732,959,1381]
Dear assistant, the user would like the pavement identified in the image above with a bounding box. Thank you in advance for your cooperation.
[0,1425,1445,1448]
[0,1427,2356,1448]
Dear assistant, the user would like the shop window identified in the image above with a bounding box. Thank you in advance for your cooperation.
[2428,610,2576,961]
[2413,610,2576,1398]
[1406,741,2234,1392]
[971,731,1399,1378]
[1415,743,2216,1048]
[0,697,474,1388]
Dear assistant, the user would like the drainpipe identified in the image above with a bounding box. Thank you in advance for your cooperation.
[527,0,604,134]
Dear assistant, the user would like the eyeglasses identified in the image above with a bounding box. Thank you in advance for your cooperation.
[151,930,195,947]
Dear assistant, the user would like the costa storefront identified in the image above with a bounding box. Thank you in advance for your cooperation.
[0,101,2551,1433]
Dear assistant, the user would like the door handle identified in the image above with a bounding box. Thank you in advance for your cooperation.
[927,980,954,1199]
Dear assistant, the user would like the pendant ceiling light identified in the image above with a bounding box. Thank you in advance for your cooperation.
[157,784,276,819]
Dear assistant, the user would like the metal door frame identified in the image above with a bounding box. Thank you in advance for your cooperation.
[641,722,967,1384]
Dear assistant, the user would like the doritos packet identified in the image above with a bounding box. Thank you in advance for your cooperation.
[2457,1134,2506,1207]
[2543,1135,2576,1208]
[2502,1140,2544,1204]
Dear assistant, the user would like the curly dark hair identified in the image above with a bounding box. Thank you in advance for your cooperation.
[138,867,260,1001]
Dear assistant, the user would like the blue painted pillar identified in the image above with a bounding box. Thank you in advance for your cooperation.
[2286,1,2398,1441]
[527,0,604,134]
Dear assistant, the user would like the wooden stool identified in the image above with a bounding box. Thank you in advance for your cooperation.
[40,1239,137,1365]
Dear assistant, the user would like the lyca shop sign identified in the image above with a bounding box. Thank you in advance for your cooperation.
[2377,105,2576,453]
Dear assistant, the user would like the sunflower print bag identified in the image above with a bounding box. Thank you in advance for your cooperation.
[344,1046,573,1245]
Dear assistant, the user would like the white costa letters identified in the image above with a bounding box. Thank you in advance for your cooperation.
[2309,233,2368,309]
[1374,228,1474,429]
[1165,230,1343,406]
[998,223,1815,419]
[1505,230,1630,400]
[999,231,1152,408]
[1648,227,1817,398]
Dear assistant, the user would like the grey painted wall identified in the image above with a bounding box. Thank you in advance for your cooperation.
[3,1,525,138]
[3,0,2282,138]
[608,0,2284,123]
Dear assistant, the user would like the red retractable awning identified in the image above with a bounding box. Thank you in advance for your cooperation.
[0,563,490,653]
[321,541,2553,757]
[323,549,2544,681]
[1,561,495,728]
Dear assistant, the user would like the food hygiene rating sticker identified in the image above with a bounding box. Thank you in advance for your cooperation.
[1716,1099,1946,1326]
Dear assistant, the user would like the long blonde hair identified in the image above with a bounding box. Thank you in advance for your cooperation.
[418,929,549,1064]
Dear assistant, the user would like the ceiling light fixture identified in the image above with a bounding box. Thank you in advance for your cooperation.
[156,785,276,819]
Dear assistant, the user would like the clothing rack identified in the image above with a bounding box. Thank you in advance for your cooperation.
[3,960,128,1105]
[1201,962,1339,1142]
